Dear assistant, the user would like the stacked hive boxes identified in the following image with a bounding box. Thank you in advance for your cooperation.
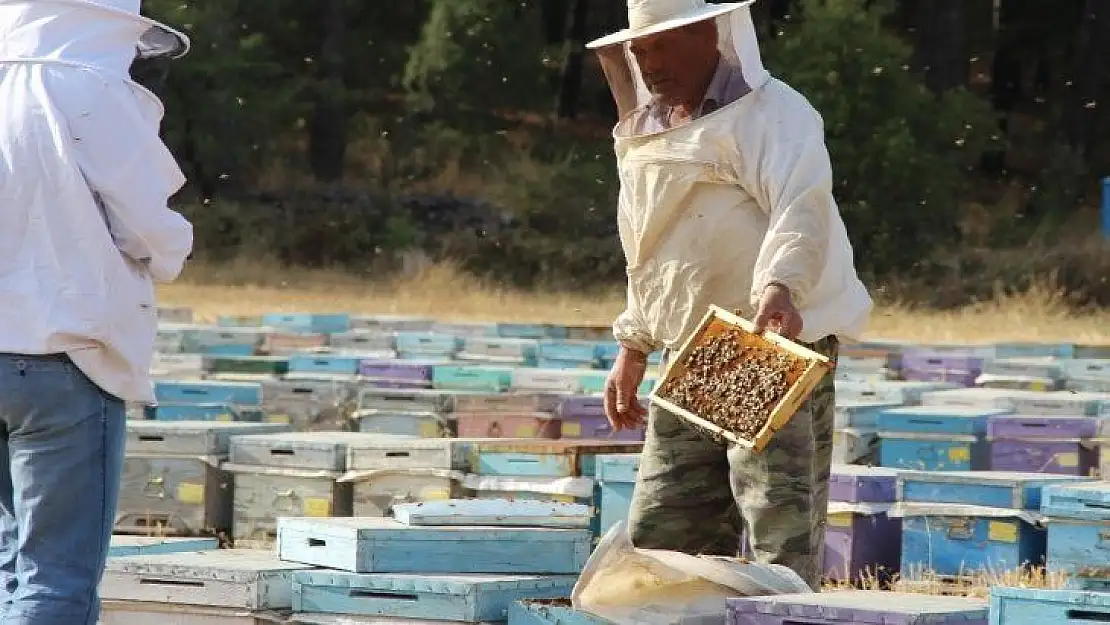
[899,347,989,387]
[990,586,1110,624]
[823,464,901,583]
[984,391,1106,475]
[281,501,591,623]
[1042,481,1110,588]
[454,369,560,439]
[99,549,312,624]
[832,400,896,465]
[116,421,291,536]
[151,379,267,422]
[353,386,456,437]
[594,453,640,537]
[223,432,412,546]
[877,406,1010,471]
[728,592,989,625]
[107,535,218,558]
[892,471,1093,581]
[464,440,643,541]
[341,436,476,517]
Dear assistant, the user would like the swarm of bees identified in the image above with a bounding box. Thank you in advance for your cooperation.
[659,327,796,442]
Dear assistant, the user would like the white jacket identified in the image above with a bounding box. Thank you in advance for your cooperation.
[611,77,873,354]
[0,1,192,402]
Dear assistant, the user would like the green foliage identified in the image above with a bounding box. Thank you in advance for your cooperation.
[146,0,304,194]
[766,0,1000,273]
[143,0,1101,298]
[403,0,553,114]
[181,190,420,269]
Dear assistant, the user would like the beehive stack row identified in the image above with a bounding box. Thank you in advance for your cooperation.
[273,500,592,624]
[115,421,294,538]
[889,470,1094,586]
[95,306,1110,623]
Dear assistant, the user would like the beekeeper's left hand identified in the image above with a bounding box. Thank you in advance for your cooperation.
[753,283,802,339]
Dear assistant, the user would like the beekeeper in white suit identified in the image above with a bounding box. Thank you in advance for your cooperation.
[592,0,872,588]
[0,1,192,622]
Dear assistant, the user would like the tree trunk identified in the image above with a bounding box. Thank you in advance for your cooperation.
[913,0,970,92]
[556,0,590,119]
[1064,0,1107,158]
[308,0,348,182]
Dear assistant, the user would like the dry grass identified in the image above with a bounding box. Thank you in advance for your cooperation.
[821,566,1071,598]
[160,260,1110,345]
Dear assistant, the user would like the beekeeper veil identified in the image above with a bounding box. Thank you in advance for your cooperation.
[587,0,768,134]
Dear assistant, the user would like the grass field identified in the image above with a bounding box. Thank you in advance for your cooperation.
[162,261,1110,345]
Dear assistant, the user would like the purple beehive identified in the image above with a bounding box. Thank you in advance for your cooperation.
[560,413,644,441]
[728,592,989,625]
[557,395,643,441]
[825,465,901,582]
[900,349,984,387]
[829,464,899,503]
[987,415,1099,475]
[358,360,434,386]
[556,395,604,418]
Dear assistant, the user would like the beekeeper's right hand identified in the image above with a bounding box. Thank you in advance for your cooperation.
[604,346,648,431]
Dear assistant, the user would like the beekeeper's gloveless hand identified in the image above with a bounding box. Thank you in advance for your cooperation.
[604,346,648,431]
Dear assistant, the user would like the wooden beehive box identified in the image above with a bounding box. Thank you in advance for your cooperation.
[650,306,831,453]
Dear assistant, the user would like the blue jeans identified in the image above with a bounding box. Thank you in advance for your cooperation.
[0,353,125,624]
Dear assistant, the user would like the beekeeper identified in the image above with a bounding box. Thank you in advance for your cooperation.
[0,1,192,622]
[591,0,872,590]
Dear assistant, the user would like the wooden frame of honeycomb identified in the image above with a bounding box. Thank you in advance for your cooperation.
[650,305,833,453]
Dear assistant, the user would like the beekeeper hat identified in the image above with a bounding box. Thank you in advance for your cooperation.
[586,0,754,50]
[588,0,770,133]
[57,0,190,59]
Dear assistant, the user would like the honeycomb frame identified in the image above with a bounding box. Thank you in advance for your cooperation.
[650,305,833,453]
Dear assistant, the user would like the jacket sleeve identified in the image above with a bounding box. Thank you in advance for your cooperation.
[53,72,193,282]
[746,101,833,311]
[612,279,660,355]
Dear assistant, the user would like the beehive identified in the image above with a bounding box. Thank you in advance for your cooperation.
[651,306,831,452]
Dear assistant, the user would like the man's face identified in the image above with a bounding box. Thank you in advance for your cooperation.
[629,20,719,106]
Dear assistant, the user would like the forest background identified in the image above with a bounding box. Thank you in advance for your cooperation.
[141,0,1110,310]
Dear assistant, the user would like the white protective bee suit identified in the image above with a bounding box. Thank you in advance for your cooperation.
[0,0,193,403]
[593,2,873,355]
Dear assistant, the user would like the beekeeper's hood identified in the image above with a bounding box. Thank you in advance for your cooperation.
[587,0,768,121]
[0,0,189,76]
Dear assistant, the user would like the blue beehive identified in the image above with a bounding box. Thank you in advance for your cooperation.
[899,509,1046,578]
[895,471,1093,578]
[497,324,568,340]
[154,380,263,407]
[729,592,988,625]
[990,586,1110,625]
[394,332,462,360]
[992,342,1076,360]
[287,353,362,375]
[509,600,611,625]
[537,341,599,369]
[262,313,351,335]
[599,455,643,537]
[292,571,578,622]
[897,471,1093,511]
[877,406,1010,471]
[596,454,639,537]
[393,499,592,529]
[432,364,514,392]
[1042,481,1110,583]
[107,536,219,558]
[149,402,259,422]
[276,517,592,575]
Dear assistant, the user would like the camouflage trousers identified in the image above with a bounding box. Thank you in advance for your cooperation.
[627,335,838,590]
